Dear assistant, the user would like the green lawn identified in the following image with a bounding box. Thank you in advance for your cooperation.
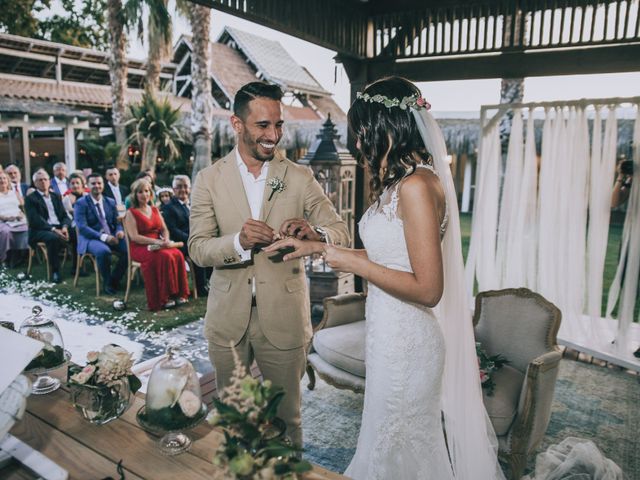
[0,259,206,331]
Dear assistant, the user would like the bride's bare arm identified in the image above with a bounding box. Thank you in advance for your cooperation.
[328,173,444,307]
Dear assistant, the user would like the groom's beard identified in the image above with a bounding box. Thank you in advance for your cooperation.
[242,131,280,162]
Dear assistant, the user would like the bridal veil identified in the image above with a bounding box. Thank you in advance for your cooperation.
[413,109,505,480]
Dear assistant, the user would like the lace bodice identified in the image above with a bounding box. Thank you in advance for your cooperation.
[358,163,448,272]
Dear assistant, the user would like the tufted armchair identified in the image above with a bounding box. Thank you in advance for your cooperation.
[306,293,366,393]
[473,288,562,480]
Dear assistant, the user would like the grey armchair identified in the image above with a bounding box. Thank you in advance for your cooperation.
[306,293,366,393]
[474,288,562,480]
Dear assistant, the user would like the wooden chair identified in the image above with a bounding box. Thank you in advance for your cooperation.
[185,257,198,300]
[123,226,142,304]
[73,228,101,296]
[27,242,68,281]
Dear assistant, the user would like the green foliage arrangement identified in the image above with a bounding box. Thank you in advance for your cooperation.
[207,349,312,479]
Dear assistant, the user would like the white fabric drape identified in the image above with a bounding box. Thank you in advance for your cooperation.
[414,109,505,480]
[465,120,501,295]
[586,108,617,317]
[607,105,640,350]
[470,101,637,352]
[495,109,524,287]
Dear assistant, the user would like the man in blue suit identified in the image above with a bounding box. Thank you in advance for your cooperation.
[74,173,127,295]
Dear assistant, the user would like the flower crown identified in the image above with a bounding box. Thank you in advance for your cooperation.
[356,91,431,111]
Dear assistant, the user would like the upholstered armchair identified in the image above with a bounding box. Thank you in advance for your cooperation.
[306,293,366,393]
[474,288,562,480]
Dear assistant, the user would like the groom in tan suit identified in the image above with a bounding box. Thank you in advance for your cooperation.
[189,82,349,446]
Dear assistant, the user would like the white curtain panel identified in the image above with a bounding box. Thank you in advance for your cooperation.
[495,109,524,287]
[608,105,640,350]
[537,108,566,305]
[565,106,590,316]
[586,108,617,317]
[465,120,501,294]
[521,110,539,289]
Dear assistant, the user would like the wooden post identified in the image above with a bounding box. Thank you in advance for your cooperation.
[64,124,76,171]
[21,126,30,181]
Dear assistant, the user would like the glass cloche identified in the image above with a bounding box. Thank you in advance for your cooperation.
[137,347,206,455]
[18,305,70,394]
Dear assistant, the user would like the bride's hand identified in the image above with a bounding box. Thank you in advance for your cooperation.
[323,245,358,273]
[262,237,324,261]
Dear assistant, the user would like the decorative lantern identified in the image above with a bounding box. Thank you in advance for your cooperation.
[299,115,357,304]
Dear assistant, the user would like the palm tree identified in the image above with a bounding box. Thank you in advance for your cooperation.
[127,92,185,172]
[183,1,212,179]
[124,0,172,96]
[106,0,129,168]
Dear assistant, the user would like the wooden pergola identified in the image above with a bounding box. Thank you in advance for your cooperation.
[193,0,640,219]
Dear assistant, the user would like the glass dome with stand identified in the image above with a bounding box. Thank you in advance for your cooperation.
[136,347,206,455]
[18,306,70,395]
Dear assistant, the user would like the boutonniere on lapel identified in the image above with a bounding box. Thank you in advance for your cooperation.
[267,177,286,201]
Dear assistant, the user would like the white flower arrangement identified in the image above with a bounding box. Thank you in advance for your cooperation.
[266,177,286,201]
[68,344,141,393]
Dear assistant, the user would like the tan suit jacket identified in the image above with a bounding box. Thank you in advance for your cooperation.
[189,150,350,350]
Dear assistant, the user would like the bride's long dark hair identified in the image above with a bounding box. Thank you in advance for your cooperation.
[347,76,431,203]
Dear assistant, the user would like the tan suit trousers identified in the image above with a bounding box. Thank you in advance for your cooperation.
[208,306,307,447]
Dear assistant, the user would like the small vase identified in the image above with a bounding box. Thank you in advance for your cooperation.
[70,378,131,425]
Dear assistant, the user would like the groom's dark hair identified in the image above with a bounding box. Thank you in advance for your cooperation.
[233,82,284,120]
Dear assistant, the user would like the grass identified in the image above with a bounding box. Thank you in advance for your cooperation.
[0,257,206,332]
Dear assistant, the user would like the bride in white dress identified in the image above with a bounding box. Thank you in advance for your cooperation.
[265,77,504,480]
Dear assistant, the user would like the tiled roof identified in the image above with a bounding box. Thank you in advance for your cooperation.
[209,42,260,100]
[307,95,348,122]
[0,75,228,117]
[220,27,330,96]
[283,105,320,121]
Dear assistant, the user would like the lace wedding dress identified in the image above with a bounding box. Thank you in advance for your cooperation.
[344,164,454,480]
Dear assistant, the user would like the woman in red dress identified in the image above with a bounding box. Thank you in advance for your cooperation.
[124,179,190,311]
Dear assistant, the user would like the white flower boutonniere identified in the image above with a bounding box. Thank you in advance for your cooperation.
[267,177,286,201]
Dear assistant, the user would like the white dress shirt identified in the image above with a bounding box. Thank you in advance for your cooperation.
[108,183,123,205]
[233,147,269,261]
[54,177,68,194]
[38,190,60,226]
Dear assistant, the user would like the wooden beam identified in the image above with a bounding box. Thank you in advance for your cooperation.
[366,43,640,81]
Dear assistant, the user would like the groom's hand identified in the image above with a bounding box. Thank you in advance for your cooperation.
[239,219,276,250]
[279,218,322,241]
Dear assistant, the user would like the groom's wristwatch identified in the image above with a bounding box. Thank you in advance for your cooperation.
[313,226,328,243]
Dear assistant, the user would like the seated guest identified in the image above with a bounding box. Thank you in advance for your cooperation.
[124,171,155,209]
[24,169,73,283]
[161,175,211,297]
[62,172,87,219]
[74,173,128,295]
[4,164,29,206]
[0,172,28,267]
[123,179,189,311]
[50,162,69,196]
[156,187,174,206]
[103,167,129,212]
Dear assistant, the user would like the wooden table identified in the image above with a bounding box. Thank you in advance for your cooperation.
[4,370,344,480]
